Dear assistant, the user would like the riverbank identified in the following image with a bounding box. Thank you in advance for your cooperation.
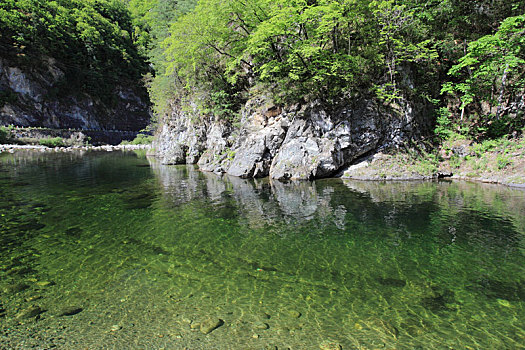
[3,132,524,189]
[340,134,525,188]
[0,144,151,153]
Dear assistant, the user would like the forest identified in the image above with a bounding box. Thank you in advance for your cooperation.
[0,0,149,103]
[1,0,524,140]
[128,0,525,141]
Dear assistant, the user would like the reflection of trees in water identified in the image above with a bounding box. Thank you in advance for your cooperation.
[150,159,525,257]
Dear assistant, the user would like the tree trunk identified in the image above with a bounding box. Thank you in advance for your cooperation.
[495,63,509,120]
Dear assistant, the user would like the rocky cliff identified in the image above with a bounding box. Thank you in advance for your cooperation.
[153,93,432,180]
[0,57,150,131]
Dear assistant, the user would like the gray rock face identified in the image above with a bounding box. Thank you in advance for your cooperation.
[227,104,288,178]
[197,121,233,173]
[154,94,428,180]
[152,101,208,165]
[0,57,150,131]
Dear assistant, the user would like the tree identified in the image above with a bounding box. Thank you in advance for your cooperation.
[442,14,525,135]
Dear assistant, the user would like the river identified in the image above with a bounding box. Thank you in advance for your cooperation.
[0,150,524,349]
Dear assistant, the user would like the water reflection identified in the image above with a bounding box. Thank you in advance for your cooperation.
[0,152,523,349]
[150,159,525,250]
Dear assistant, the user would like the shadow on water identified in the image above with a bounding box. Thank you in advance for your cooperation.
[0,151,523,349]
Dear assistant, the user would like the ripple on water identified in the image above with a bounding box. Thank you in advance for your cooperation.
[0,152,523,349]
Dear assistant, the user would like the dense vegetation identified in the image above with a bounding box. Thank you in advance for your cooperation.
[0,0,149,102]
[2,0,523,142]
[130,0,525,140]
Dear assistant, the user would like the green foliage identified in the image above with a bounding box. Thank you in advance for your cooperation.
[0,125,14,144]
[39,137,65,148]
[121,133,153,145]
[496,154,513,169]
[128,0,197,115]
[369,0,437,102]
[154,0,442,113]
[124,0,525,139]
[434,108,454,140]
[442,13,525,138]
[130,134,154,145]
[0,0,149,103]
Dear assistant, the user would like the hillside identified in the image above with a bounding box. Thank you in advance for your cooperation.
[141,0,525,180]
[0,0,150,131]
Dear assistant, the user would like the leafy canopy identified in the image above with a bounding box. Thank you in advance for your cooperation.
[0,0,149,101]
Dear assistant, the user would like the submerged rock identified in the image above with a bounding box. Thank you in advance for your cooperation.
[254,321,270,330]
[59,306,83,316]
[35,280,55,287]
[200,318,224,334]
[287,310,302,318]
[25,295,42,302]
[110,324,122,332]
[260,311,271,319]
[4,283,30,294]
[319,340,343,350]
[16,306,44,320]
[7,266,36,276]
[65,226,83,237]
[378,277,406,287]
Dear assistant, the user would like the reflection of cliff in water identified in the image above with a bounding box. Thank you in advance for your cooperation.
[149,158,347,229]
[149,160,524,256]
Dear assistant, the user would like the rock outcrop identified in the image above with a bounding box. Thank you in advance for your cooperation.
[0,57,150,131]
[153,93,430,180]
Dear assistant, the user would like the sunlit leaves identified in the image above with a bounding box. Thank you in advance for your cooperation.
[445,14,525,109]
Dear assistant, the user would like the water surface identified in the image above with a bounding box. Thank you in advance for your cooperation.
[0,150,524,349]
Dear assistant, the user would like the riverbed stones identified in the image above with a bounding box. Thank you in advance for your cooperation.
[25,295,42,302]
[35,280,55,287]
[254,321,270,330]
[377,277,406,287]
[200,318,224,334]
[319,340,343,350]
[287,310,301,318]
[260,311,271,319]
[16,306,44,320]
[110,324,122,332]
[4,282,29,294]
[190,321,201,330]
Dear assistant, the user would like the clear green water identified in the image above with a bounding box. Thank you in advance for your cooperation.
[0,150,524,349]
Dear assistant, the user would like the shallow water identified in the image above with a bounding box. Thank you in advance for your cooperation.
[0,150,524,349]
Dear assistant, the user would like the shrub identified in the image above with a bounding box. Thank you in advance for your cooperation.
[39,137,65,148]
[121,134,154,145]
[0,125,14,144]
[0,127,9,144]
[496,154,512,170]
